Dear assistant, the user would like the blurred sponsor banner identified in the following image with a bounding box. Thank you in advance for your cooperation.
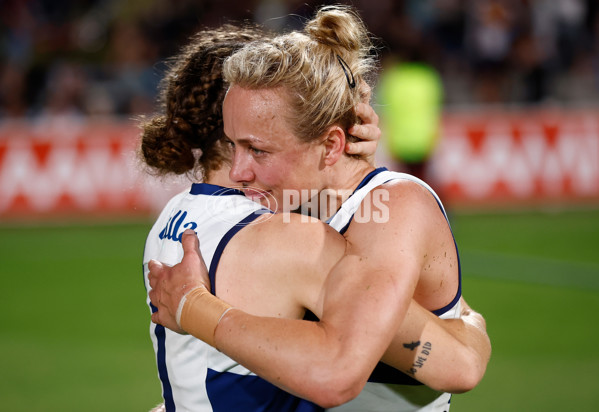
[0,111,598,220]
[430,109,599,209]
[0,117,188,221]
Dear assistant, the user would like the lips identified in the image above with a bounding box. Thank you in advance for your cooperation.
[239,186,279,211]
[242,187,270,202]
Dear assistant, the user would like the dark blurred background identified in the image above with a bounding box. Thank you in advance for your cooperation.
[1,3,598,411]
[1,0,597,120]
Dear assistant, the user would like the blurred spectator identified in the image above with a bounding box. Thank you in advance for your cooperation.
[102,21,159,115]
[0,63,28,117]
[38,61,88,117]
[0,0,597,120]
[464,0,518,103]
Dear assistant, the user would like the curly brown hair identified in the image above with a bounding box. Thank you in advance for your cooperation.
[140,24,269,180]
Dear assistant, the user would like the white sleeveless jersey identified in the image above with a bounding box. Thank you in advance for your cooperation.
[143,183,322,412]
[326,168,462,412]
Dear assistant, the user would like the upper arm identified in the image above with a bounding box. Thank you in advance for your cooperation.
[331,180,438,309]
[315,181,442,367]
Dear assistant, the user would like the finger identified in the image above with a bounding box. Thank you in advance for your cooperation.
[149,288,159,305]
[181,229,200,257]
[345,140,377,156]
[348,124,381,144]
[181,229,207,268]
[151,311,162,325]
[148,260,163,280]
[353,102,379,127]
[148,273,157,289]
[345,141,358,155]
[148,262,164,288]
[347,124,361,138]
[348,124,370,140]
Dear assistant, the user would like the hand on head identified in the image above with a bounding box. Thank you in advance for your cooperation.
[148,229,211,333]
[346,102,381,165]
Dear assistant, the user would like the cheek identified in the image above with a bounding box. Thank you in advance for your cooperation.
[288,155,319,188]
[256,147,320,193]
[254,160,291,189]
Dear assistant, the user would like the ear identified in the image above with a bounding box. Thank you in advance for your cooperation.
[322,126,346,166]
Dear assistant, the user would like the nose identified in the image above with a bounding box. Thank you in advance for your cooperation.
[229,150,255,184]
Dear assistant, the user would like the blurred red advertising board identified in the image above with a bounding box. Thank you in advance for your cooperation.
[0,111,597,220]
[429,109,599,209]
[0,117,187,221]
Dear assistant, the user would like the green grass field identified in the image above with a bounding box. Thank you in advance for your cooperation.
[1,209,598,411]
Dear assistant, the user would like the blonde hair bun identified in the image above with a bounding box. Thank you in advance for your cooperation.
[223,5,377,148]
[304,5,370,55]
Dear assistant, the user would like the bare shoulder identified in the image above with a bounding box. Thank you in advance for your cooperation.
[237,212,345,254]
[344,178,446,271]
[217,212,346,315]
[349,179,443,236]
[379,178,441,208]
[380,178,449,232]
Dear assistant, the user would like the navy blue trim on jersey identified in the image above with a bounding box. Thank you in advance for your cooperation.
[332,167,390,235]
[206,369,323,412]
[426,194,462,317]
[432,237,462,316]
[337,220,352,236]
[151,302,176,411]
[190,183,245,196]
[208,210,270,294]
[143,252,176,411]
[354,167,389,192]
[368,362,422,385]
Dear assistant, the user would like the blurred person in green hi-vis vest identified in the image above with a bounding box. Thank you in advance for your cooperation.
[377,59,443,182]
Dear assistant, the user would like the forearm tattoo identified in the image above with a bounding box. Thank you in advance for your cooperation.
[405,341,432,376]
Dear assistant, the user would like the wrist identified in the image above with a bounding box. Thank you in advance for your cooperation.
[178,287,232,348]
[175,286,206,329]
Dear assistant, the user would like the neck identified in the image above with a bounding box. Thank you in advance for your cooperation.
[205,165,236,188]
[316,158,375,221]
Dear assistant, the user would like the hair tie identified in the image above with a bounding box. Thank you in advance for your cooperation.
[336,55,356,89]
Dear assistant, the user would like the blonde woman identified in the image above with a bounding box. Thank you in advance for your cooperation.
[147,6,490,412]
